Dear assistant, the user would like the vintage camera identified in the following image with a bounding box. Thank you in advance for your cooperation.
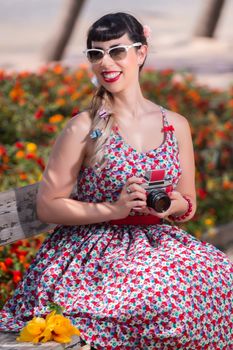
[142,169,172,212]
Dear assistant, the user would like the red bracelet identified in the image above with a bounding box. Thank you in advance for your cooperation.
[168,196,193,222]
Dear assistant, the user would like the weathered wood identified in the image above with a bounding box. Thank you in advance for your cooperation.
[0,332,81,349]
[0,183,55,246]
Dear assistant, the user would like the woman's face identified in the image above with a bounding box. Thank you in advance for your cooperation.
[89,34,147,94]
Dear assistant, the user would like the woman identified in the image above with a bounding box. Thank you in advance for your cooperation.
[0,12,232,349]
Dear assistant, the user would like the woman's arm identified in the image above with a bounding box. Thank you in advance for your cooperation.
[36,112,118,225]
[167,111,197,221]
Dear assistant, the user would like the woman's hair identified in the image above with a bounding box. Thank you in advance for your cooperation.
[87,12,148,168]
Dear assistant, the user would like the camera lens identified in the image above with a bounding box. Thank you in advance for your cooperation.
[147,190,171,212]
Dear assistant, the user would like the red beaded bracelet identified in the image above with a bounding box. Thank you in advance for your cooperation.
[168,196,193,222]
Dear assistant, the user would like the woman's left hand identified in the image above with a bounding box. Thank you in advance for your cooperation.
[140,191,188,219]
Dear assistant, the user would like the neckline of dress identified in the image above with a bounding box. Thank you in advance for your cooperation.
[112,106,168,155]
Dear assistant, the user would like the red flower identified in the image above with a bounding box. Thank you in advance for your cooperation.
[42,124,57,133]
[71,107,79,117]
[5,258,13,267]
[26,153,36,160]
[12,270,22,284]
[34,107,45,120]
[36,157,45,170]
[15,141,24,149]
[0,145,7,156]
[197,188,207,200]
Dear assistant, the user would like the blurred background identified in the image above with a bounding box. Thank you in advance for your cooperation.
[0,1,233,306]
[0,0,233,88]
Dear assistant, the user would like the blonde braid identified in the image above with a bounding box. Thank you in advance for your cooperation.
[88,86,115,168]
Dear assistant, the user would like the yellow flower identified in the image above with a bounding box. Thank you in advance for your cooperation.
[49,114,64,124]
[26,142,37,153]
[17,311,81,344]
[17,317,51,343]
[15,150,25,159]
[46,311,81,343]
[204,218,214,226]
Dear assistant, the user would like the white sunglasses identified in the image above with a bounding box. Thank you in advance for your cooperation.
[83,42,142,63]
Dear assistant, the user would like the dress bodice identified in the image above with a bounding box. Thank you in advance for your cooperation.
[75,107,182,205]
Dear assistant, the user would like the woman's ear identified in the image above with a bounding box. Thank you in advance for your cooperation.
[137,45,148,66]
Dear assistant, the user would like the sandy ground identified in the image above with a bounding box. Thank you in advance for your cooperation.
[0,0,232,89]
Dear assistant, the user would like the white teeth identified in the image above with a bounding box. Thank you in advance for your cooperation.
[103,72,121,79]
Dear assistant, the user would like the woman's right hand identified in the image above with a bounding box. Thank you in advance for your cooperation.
[112,177,147,219]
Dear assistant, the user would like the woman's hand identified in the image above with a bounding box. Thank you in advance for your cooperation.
[112,177,147,219]
[146,190,189,219]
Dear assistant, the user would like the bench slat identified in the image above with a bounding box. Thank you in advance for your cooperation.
[0,183,55,246]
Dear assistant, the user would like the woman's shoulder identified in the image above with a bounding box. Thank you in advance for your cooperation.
[56,110,92,149]
[163,107,191,134]
[66,109,92,133]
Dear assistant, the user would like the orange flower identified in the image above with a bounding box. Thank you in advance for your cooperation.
[227,99,233,108]
[53,64,63,75]
[0,69,5,80]
[18,71,30,78]
[71,91,81,101]
[75,70,84,80]
[57,87,66,96]
[55,98,66,106]
[19,255,26,263]
[2,155,9,163]
[15,150,25,159]
[19,173,28,180]
[64,75,73,84]
[47,80,56,88]
[49,114,64,124]
[9,82,25,102]
[222,179,233,190]
[78,63,88,71]
[187,89,201,103]
[0,262,7,272]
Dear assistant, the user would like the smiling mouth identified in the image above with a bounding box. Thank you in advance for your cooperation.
[101,71,122,83]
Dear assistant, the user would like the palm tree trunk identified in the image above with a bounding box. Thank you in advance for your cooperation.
[194,0,227,37]
[45,0,87,62]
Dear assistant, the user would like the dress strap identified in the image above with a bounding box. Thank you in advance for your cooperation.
[160,106,175,134]
[160,106,169,127]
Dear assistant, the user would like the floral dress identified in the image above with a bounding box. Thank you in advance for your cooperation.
[0,107,232,349]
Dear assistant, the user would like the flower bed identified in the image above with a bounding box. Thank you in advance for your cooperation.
[0,64,232,306]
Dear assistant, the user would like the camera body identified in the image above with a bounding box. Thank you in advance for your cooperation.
[142,169,173,212]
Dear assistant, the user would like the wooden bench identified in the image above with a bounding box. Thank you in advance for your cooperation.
[0,182,233,349]
[0,183,86,349]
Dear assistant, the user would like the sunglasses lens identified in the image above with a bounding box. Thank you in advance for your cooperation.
[109,47,127,60]
[87,50,104,63]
